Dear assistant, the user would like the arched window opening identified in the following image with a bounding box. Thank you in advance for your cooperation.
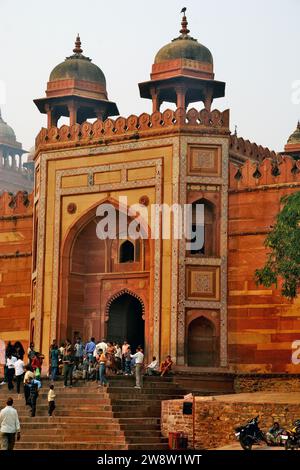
[119,240,135,263]
[187,316,217,367]
[189,199,215,256]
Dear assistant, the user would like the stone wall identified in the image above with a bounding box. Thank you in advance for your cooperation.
[0,191,33,351]
[234,375,300,393]
[228,157,300,373]
[161,395,300,449]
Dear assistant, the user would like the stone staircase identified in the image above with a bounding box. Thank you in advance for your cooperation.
[0,375,186,450]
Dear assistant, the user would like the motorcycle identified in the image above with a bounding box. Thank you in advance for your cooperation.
[235,416,267,450]
[281,420,300,450]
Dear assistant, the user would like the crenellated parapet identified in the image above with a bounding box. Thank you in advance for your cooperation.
[35,108,230,153]
[0,190,34,217]
[229,134,277,164]
[229,155,300,191]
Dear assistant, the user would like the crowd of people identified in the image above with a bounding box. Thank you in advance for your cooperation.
[0,338,173,450]
[0,338,173,393]
[48,337,173,389]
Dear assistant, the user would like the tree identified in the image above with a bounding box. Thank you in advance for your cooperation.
[255,191,300,299]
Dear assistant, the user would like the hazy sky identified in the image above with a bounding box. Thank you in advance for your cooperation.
[0,0,299,153]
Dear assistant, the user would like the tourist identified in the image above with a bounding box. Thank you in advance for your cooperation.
[124,347,132,375]
[14,341,25,361]
[50,344,59,381]
[48,384,56,417]
[160,355,173,376]
[23,365,34,405]
[85,337,96,363]
[6,341,15,358]
[6,353,17,391]
[64,339,72,354]
[98,349,108,386]
[115,343,122,373]
[27,342,36,365]
[28,376,41,417]
[130,347,144,389]
[74,337,84,367]
[63,347,75,387]
[0,339,6,385]
[14,357,25,395]
[122,341,130,372]
[31,353,43,380]
[146,356,159,375]
[87,360,97,381]
[0,397,20,450]
[58,342,65,357]
[96,338,107,356]
[106,342,116,375]
[82,354,89,380]
[266,421,284,445]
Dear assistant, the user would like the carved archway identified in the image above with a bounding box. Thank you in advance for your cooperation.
[106,290,145,352]
[105,288,145,320]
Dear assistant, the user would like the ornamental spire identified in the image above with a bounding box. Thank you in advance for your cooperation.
[180,7,190,36]
[73,34,83,54]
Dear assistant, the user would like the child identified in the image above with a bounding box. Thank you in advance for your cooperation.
[48,384,56,416]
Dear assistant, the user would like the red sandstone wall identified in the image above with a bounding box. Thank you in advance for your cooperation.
[0,191,33,352]
[161,396,300,449]
[228,157,300,373]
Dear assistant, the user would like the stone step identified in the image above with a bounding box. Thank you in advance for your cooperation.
[127,443,169,450]
[20,423,121,431]
[108,376,174,382]
[125,436,167,444]
[113,411,161,418]
[15,442,128,450]
[119,417,160,424]
[108,383,179,389]
[19,434,126,443]
[17,410,114,417]
[19,416,118,424]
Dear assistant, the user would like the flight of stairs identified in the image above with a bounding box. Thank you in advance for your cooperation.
[0,375,186,450]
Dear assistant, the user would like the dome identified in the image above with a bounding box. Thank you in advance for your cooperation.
[154,13,213,65]
[287,121,300,145]
[49,35,106,87]
[155,39,213,64]
[0,109,17,145]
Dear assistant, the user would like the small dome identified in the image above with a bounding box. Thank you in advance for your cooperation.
[287,121,300,145]
[49,35,106,87]
[0,109,17,145]
[155,39,213,65]
[154,12,213,66]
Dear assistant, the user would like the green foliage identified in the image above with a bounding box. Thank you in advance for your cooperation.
[255,191,300,298]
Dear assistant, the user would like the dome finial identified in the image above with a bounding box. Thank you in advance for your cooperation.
[180,7,190,36]
[73,34,83,54]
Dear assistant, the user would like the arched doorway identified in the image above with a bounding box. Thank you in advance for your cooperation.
[107,293,144,352]
[187,316,217,366]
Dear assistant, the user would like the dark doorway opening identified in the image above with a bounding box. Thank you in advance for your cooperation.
[187,316,217,366]
[107,293,144,352]
[119,240,135,263]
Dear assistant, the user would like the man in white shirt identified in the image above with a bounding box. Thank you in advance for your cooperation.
[146,356,159,376]
[6,354,17,391]
[130,347,144,389]
[95,339,107,356]
[0,397,20,450]
[14,358,25,395]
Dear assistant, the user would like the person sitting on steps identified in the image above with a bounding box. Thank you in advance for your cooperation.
[160,355,173,377]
